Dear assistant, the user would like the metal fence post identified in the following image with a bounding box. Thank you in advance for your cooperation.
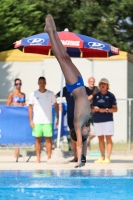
[128,99,131,151]
[42,59,45,76]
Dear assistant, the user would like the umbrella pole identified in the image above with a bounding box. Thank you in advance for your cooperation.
[57,72,64,148]
[42,59,45,76]
[48,72,68,164]
[42,59,64,149]
[91,60,94,77]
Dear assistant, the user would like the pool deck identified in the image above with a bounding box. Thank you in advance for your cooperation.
[0,149,133,170]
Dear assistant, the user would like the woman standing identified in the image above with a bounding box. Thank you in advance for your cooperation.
[91,78,117,164]
[6,78,26,158]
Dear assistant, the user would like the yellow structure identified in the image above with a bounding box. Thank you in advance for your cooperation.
[0,49,52,62]
[91,50,127,60]
[0,49,127,62]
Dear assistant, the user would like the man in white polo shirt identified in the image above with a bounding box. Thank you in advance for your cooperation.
[28,77,59,163]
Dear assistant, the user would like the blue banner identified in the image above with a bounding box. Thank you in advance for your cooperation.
[0,104,68,146]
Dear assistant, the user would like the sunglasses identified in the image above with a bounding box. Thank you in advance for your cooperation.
[15,83,22,86]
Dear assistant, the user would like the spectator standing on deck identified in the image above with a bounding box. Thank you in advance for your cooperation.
[28,77,59,163]
[6,78,26,158]
[91,78,117,164]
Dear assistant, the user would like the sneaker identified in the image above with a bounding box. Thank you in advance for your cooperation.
[102,158,111,164]
[94,158,104,164]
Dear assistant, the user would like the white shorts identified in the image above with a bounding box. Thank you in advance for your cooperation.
[94,121,114,136]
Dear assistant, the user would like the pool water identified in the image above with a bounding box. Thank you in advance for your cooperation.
[0,170,133,200]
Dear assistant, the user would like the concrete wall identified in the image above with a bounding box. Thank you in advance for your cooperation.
[128,61,133,141]
[93,60,127,99]
[0,61,42,100]
[128,61,133,98]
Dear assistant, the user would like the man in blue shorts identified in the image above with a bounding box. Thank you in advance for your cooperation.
[45,15,91,167]
[56,86,92,162]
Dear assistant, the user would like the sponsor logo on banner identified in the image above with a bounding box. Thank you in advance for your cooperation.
[61,40,80,47]
[88,42,105,49]
[27,38,45,45]
[111,46,119,54]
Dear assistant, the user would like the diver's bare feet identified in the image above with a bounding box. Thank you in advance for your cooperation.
[44,14,53,33]
[51,16,56,31]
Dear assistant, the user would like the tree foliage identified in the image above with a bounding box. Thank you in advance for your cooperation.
[0,0,133,53]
